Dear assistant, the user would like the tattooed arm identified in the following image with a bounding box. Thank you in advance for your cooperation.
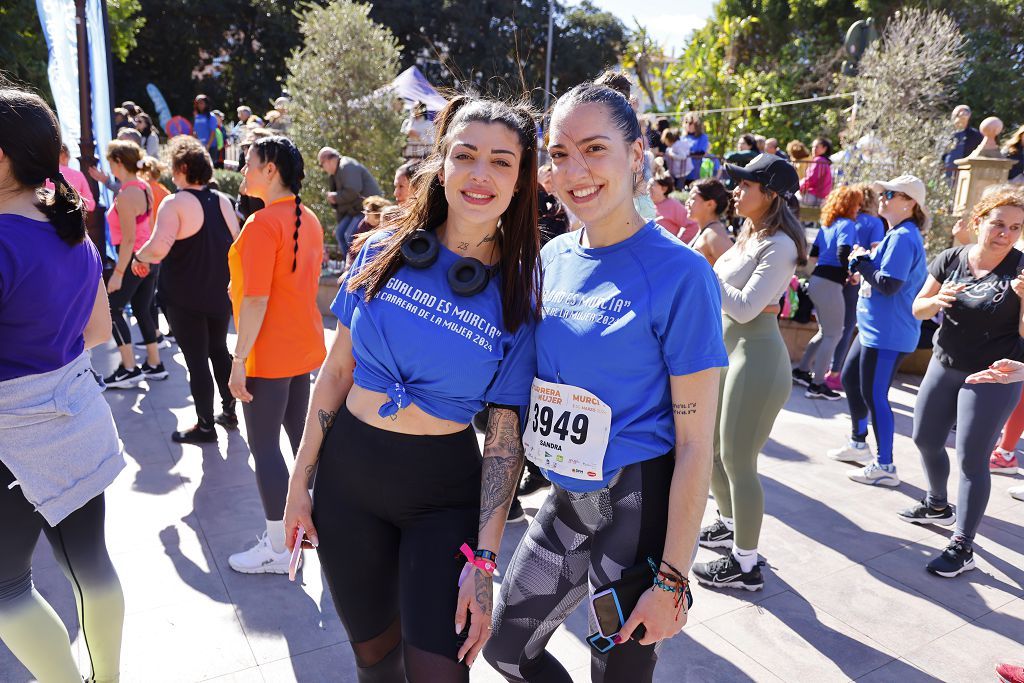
[283,321,356,551]
[455,406,525,666]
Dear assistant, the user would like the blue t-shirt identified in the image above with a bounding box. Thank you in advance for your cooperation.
[193,113,216,147]
[813,217,857,267]
[536,222,728,492]
[0,215,102,381]
[856,221,927,353]
[684,133,711,180]
[331,231,536,423]
[855,213,885,248]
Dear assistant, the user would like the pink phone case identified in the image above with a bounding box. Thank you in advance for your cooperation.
[288,525,304,582]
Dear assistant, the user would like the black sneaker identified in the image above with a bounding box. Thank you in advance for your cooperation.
[805,383,842,401]
[141,362,169,380]
[926,538,976,578]
[172,423,218,443]
[693,554,764,591]
[103,364,143,389]
[214,409,239,429]
[698,518,734,549]
[506,497,526,523]
[897,499,956,527]
[792,368,813,387]
[518,469,551,496]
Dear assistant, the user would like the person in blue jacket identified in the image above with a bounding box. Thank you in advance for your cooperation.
[827,175,929,487]
[485,71,728,683]
[282,95,542,681]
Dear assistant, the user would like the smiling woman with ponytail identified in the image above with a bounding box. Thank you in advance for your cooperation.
[0,85,126,683]
[225,135,327,575]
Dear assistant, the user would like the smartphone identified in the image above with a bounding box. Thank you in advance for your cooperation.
[590,588,625,638]
[288,524,305,582]
[587,632,616,653]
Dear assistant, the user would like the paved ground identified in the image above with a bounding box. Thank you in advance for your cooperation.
[3,329,1024,683]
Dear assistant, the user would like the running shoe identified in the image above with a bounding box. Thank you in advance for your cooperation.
[172,423,218,444]
[506,497,526,523]
[824,372,843,392]
[103,364,143,389]
[990,448,1019,474]
[140,362,169,381]
[215,409,239,430]
[518,469,551,496]
[805,383,842,401]
[792,368,813,387]
[997,662,1024,683]
[847,462,900,487]
[692,554,764,591]
[926,537,975,578]
[897,499,955,526]
[826,440,873,464]
[698,517,734,549]
[1010,485,1024,502]
[228,532,292,574]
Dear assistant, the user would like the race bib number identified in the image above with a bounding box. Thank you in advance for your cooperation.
[522,377,612,481]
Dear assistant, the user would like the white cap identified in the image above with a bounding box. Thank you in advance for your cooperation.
[872,174,929,230]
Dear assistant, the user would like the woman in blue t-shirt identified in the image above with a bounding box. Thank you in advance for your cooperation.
[282,95,541,680]
[484,72,728,682]
[682,113,711,185]
[826,175,928,488]
[793,185,859,399]
[0,87,125,683]
[192,94,218,160]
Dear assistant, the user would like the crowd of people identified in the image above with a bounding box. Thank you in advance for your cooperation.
[3,67,1024,683]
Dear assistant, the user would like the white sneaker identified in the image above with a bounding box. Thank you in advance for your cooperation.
[228,532,293,574]
[1010,485,1024,502]
[827,440,873,464]
[848,462,900,487]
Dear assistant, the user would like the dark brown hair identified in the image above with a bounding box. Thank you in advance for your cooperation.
[692,178,731,216]
[348,95,541,333]
[168,135,214,185]
[250,136,306,272]
[0,87,85,245]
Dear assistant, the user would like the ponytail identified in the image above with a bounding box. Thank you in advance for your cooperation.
[37,172,86,246]
[292,184,302,272]
[250,135,306,273]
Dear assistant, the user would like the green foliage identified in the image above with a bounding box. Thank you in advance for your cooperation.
[285,1,405,235]
[0,0,49,97]
[212,169,243,200]
[106,0,145,63]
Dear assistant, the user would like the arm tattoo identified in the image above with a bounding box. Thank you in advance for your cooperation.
[474,568,493,616]
[318,409,337,435]
[673,402,697,416]
[479,408,525,531]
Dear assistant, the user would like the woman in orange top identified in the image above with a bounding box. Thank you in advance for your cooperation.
[226,136,326,574]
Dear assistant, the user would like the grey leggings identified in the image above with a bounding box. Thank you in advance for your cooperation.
[798,275,846,382]
[241,374,310,521]
[484,453,674,683]
[912,357,1022,543]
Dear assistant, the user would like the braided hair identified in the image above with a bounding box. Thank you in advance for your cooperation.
[251,136,306,271]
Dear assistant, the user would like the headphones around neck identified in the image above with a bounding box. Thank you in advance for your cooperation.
[400,228,494,297]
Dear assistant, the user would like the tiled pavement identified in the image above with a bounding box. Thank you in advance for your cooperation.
[3,331,1023,682]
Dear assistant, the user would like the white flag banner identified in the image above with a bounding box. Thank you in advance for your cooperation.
[35,0,81,166]
[85,0,113,210]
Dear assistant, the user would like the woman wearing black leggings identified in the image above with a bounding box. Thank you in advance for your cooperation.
[905,186,1024,577]
[0,87,125,683]
[284,96,541,682]
[135,135,240,443]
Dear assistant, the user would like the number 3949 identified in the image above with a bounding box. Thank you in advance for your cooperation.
[530,404,588,444]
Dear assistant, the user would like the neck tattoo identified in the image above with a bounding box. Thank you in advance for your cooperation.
[458,241,469,252]
[477,233,497,247]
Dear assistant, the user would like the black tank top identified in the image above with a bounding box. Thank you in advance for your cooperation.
[159,188,234,317]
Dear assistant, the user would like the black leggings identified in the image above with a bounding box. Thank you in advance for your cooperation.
[841,337,907,466]
[241,374,309,521]
[107,263,159,347]
[164,305,233,425]
[0,461,123,682]
[313,404,481,683]
[484,453,673,683]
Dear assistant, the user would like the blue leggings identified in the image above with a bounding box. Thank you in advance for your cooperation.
[841,337,907,465]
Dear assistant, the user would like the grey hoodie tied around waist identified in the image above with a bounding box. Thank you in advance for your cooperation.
[0,352,124,526]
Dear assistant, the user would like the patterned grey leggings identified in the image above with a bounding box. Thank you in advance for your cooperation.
[484,452,673,683]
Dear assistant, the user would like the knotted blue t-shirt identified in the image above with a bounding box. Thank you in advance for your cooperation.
[536,221,729,492]
[332,231,536,423]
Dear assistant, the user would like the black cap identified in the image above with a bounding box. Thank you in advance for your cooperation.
[725,154,800,200]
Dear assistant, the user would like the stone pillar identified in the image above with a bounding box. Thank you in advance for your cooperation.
[952,116,1016,217]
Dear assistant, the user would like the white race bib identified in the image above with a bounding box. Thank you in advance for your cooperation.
[522,377,612,481]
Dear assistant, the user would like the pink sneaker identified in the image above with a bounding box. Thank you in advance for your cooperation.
[824,372,843,392]
[997,662,1024,683]
[990,448,1019,474]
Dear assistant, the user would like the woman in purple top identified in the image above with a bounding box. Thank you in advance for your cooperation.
[0,87,125,682]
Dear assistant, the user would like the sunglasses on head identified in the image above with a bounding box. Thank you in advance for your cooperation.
[882,190,908,201]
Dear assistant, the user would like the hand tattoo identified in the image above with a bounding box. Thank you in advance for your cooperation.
[474,568,493,616]
[458,241,470,251]
[318,409,337,435]
[673,402,697,416]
